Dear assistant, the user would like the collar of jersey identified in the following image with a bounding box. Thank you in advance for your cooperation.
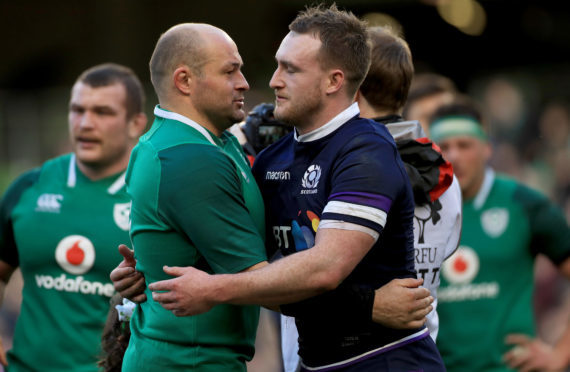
[295,102,360,143]
[67,154,126,194]
[154,105,218,147]
[472,167,495,210]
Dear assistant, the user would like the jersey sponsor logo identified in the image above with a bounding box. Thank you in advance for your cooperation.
[481,208,509,237]
[438,282,499,302]
[441,246,479,284]
[265,171,291,180]
[301,164,321,194]
[35,273,114,297]
[35,193,63,213]
[113,202,131,231]
[440,245,500,301]
[55,235,95,275]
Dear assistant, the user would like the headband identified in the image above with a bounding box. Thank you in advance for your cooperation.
[430,115,487,143]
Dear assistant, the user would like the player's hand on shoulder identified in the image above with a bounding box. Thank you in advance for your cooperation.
[372,277,433,329]
[503,334,569,372]
[110,244,147,303]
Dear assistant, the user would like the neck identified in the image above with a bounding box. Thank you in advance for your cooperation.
[462,170,486,200]
[296,98,353,136]
[160,99,224,137]
[356,94,402,120]
[76,156,129,181]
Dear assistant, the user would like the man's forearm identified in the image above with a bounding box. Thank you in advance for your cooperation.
[211,228,375,307]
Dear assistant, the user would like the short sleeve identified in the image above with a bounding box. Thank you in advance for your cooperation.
[0,169,41,267]
[322,134,409,234]
[516,184,570,264]
[157,144,266,274]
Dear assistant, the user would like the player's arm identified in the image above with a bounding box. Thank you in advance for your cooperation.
[504,187,570,371]
[149,226,375,316]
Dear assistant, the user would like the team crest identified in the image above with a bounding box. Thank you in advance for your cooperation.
[481,208,509,237]
[55,235,95,275]
[441,246,479,284]
[113,202,131,231]
[302,164,321,189]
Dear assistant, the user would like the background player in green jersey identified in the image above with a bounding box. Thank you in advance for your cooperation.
[431,96,570,372]
[0,64,147,371]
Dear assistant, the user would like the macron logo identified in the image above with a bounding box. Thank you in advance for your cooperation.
[36,193,63,213]
[265,171,291,181]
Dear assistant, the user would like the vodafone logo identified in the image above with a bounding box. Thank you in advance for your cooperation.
[55,235,95,275]
[441,246,479,285]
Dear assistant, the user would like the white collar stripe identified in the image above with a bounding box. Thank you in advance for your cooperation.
[107,172,127,194]
[154,106,217,146]
[67,154,76,188]
[295,103,360,142]
[473,167,495,210]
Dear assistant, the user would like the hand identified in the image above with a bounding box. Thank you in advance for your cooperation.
[0,338,7,366]
[503,334,568,372]
[149,266,216,317]
[109,244,147,303]
[372,278,433,329]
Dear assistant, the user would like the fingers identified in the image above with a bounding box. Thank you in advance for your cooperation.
[152,290,177,305]
[118,244,136,266]
[505,333,531,346]
[413,287,431,300]
[503,345,531,370]
[148,278,175,292]
[162,266,186,277]
[111,267,146,301]
[110,266,135,282]
[398,277,424,288]
[118,276,147,302]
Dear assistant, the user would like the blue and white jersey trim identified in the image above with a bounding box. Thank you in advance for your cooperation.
[322,201,387,228]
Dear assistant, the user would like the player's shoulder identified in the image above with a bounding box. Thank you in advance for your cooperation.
[338,117,397,150]
[3,154,72,196]
[494,174,548,205]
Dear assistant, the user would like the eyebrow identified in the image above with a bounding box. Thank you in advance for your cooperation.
[224,61,242,70]
[276,58,300,71]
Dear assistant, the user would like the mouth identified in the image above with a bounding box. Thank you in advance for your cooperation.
[76,137,100,147]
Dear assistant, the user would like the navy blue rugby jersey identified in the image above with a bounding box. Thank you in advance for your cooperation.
[252,104,425,368]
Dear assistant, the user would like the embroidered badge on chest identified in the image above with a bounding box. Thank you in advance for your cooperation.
[113,202,131,231]
[481,208,509,237]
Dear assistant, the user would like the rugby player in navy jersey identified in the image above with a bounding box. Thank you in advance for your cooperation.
[144,5,445,371]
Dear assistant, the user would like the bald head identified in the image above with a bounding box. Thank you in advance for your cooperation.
[149,23,230,99]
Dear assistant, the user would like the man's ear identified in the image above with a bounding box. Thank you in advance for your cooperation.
[173,65,193,95]
[325,69,344,95]
[128,112,148,139]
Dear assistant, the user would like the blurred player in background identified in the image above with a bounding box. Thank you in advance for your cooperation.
[432,96,570,372]
[0,63,147,371]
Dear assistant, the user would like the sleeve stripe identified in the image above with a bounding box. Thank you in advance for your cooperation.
[329,191,392,212]
[318,220,379,241]
[322,200,387,227]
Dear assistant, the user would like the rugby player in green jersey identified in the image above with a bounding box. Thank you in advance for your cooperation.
[0,64,147,371]
[431,96,570,372]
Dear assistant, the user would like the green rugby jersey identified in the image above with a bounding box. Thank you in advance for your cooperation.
[437,169,570,372]
[123,106,266,371]
[0,153,130,371]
